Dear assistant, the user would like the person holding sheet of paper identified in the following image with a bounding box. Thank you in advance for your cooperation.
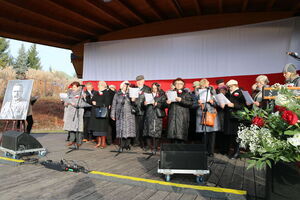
[110,81,136,150]
[251,75,270,108]
[143,83,167,150]
[63,82,87,148]
[166,78,193,142]
[221,80,246,159]
[194,79,220,157]
[130,75,151,148]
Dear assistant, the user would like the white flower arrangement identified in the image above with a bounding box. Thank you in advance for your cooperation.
[287,133,300,147]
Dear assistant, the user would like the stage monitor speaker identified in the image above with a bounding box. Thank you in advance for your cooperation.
[1,131,43,151]
[160,144,207,170]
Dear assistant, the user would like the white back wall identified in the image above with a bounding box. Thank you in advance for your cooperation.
[83,17,300,81]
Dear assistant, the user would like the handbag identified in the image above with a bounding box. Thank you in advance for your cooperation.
[201,104,217,127]
[201,111,217,127]
[95,107,108,118]
[155,108,166,118]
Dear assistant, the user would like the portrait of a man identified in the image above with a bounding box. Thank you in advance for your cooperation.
[0,80,34,120]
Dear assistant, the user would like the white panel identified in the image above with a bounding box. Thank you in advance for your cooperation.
[83,17,300,81]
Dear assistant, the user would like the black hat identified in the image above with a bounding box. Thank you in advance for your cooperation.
[216,79,224,85]
[136,75,145,81]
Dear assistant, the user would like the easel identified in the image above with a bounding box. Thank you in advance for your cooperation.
[262,87,300,99]
[0,120,26,144]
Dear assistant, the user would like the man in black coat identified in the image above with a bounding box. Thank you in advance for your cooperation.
[83,82,97,142]
[131,75,151,148]
[222,80,246,159]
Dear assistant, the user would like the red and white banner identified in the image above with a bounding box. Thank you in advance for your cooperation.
[83,17,300,92]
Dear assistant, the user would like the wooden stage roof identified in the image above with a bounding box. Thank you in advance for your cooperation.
[0,0,299,78]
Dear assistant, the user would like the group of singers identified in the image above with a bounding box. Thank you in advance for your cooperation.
[62,63,299,159]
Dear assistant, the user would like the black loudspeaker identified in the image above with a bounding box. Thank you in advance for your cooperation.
[160,144,207,170]
[1,131,43,151]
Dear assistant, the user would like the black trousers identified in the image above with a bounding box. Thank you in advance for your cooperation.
[220,134,239,155]
[200,132,216,155]
[134,115,145,147]
[83,116,93,140]
[26,115,34,133]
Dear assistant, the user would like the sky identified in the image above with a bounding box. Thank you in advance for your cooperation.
[7,38,76,76]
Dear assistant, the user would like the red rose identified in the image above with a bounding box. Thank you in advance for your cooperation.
[282,110,299,125]
[177,90,182,94]
[274,105,286,113]
[252,116,265,127]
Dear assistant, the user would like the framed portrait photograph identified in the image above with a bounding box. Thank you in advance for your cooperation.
[0,80,34,120]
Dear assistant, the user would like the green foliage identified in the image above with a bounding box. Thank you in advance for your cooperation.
[13,44,28,79]
[237,85,300,170]
[27,44,42,70]
[0,37,13,68]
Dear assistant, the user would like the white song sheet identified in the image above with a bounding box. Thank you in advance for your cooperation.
[129,88,139,98]
[198,89,212,102]
[242,91,255,105]
[144,93,155,104]
[166,91,177,102]
[214,93,231,105]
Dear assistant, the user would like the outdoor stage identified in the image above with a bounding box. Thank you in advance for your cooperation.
[0,133,265,200]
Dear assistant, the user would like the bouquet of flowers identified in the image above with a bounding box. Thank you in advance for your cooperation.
[236,84,300,169]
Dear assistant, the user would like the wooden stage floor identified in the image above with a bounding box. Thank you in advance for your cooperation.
[0,133,265,200]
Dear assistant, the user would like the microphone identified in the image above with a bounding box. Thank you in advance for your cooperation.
[287,51,300,60]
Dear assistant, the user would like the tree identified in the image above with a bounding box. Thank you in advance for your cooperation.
[0,37,13,68]
[27,44,42,70]
[13,44,28,79]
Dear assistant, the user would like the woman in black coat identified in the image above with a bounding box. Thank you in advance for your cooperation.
[89,81,111,148]
[221,80,246,159]
[166,78,193,143]
[143,83,167,151]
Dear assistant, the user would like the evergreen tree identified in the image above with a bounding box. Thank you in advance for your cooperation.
[0,37,12,68]
[27,44,42,70]
[13,44,28,79]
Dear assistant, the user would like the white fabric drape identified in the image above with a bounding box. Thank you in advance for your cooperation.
[83,17,300,81]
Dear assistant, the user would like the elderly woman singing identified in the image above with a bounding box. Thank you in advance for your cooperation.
[110,81,136,150]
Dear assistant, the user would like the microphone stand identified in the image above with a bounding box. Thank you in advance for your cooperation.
[201,87,210,157]
[110,84,137,157]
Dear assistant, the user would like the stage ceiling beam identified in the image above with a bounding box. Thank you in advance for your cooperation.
[0,1,92,42]
[48,0,113,32]
[0,17,79,45]
[218,0,223,13]
[242,0,248,12]
[167,0,183,17]
[193,0,202,15]
[144,0,164,20]
[116,0,146,24]
[5,0,103,37]
[0,30,71,49]
[266,0,276,11]
[85,0,129,28]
